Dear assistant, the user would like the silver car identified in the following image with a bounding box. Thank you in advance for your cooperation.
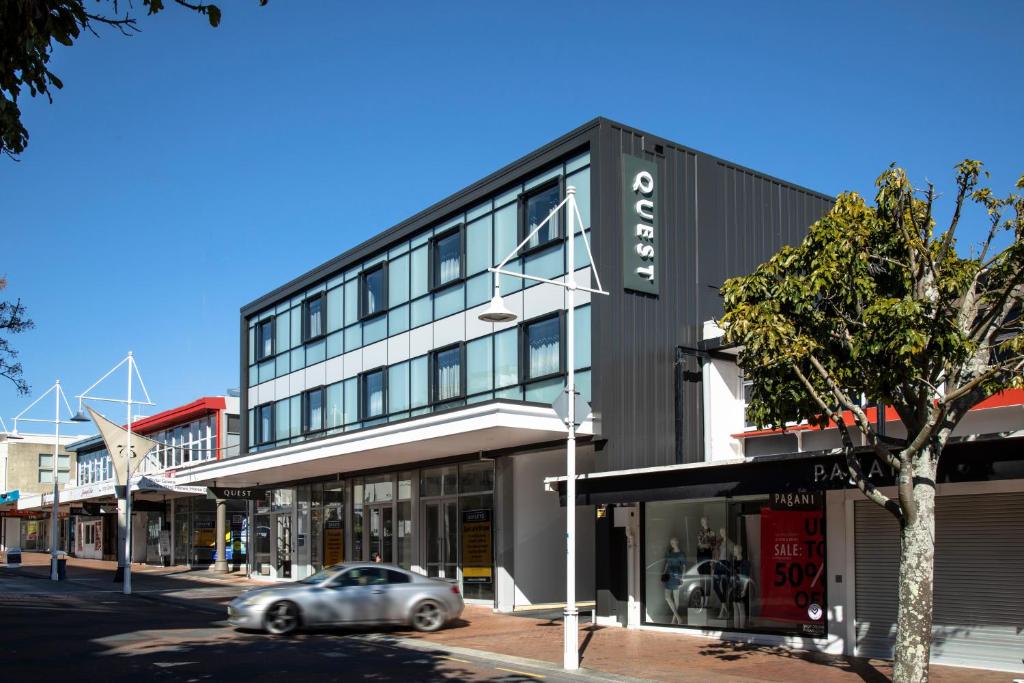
[227,563,464,635]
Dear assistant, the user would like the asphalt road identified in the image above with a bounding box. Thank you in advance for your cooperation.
[0,570,586,682]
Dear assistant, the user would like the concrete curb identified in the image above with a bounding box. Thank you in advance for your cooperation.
[351,632,649,683]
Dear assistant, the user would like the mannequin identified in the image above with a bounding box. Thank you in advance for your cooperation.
[728,544,752,628]
[660,537,686,624]
[713,527,730,618]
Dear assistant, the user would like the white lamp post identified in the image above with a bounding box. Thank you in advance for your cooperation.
[70,352,154,595]
[12,380,79,580]
[479,185,607,670]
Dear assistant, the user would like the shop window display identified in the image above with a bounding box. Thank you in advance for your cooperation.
[644,494,826,637]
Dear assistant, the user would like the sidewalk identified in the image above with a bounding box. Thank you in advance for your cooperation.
[5,553,1008,682]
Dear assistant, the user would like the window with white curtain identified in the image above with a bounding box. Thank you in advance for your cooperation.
[433,346,463,402]
[361,369,386,419]
[432,228,462,289]
[304,295,325,340]
[522,181,561,250]
[525,315,561,379]
[361,264,386,318]
[256,318,274,361]
[303,387,324,433]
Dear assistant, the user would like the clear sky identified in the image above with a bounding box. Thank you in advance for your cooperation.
[1,0,1021,434]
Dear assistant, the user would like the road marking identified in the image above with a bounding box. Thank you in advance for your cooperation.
[495,667,545,679]
[442,656,470,663]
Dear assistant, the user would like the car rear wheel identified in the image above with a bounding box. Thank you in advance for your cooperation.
[411,600,446,632]
[264,601,301,635]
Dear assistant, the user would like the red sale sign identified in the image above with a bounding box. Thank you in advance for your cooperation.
[759,494,825,629]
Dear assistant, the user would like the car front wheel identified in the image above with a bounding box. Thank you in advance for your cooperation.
[411,600,446,632]
[264,601,301,635]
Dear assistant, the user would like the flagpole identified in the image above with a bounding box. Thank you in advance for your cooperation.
[124,352,133,595]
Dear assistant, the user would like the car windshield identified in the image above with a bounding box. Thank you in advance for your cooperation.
[298,565,345,585]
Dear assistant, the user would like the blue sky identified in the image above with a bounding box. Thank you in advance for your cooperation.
[2,0,1021,433]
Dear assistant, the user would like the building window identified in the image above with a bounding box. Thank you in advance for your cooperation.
[432,344,464,403]
[255,403,274,444]
[255,318,274,361]
[431,226,464,290]
[360,368,386,420]
[741,378,756,429]
[38,454,69,484]
[302,387,325,434]
[520,180,561,251]
[360,263,387,319]
[303,294,325,341]
[523,314,563,380]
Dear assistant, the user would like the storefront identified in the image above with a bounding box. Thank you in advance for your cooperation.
[236,459,496,600]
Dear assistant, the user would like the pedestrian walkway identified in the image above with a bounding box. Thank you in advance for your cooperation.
[4,553,1008,682]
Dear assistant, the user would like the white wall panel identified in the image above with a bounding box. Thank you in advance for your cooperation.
[409,324,433,358]
[363,340,387,370]
[288,369,306,396]
[465,302,495,341]
[342,350,362,379]
[433,311,465,347]
[524,282,563,320]
[325,356,343,385]
[305,361,326,389]
[387,332,410,364]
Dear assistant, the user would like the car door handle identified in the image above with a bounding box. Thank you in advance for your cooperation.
[371,589,385,594]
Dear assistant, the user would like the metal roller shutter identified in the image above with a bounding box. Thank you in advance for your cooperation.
[854,492,1024,671]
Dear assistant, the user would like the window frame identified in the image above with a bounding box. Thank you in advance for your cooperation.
[302,293,327,343]
[301,386,326,435]
[359,261,389,321]
[255,402,275,445]
[517,177,565,257]
[358,366,388,421]
[520,311,566,384]
[255,317,275,362]
[429,224,466,292]
[430,342,467,405]
[38,453,53,484]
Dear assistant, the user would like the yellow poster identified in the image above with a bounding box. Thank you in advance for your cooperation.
[324,520,344,566]
[461,509,492,583]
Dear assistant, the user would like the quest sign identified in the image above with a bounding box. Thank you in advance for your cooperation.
[622,154,659,295]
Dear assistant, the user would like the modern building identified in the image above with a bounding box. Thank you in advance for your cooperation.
[17,396,240,567]
[173,117,830,615]
[0,432,80,553]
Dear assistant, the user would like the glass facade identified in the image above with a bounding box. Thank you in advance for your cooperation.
[643,493,827,637]
[246,152,592,452]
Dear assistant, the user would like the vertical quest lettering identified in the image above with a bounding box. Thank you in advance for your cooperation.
[632,170,656,283]
[621,154,659,295]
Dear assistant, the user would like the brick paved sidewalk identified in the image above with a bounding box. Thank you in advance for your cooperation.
[6,552,1008,682]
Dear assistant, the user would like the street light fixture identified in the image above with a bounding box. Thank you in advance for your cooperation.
[1,417,24,440]
[11,380,79,580]
[479,185,607,670]
[75,351,154,595]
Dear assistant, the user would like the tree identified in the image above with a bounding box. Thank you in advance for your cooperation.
[1,0,266,159]
[0,277,34,395]
[720,162,1023,683]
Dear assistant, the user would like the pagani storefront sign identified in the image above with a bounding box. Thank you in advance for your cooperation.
[622,154,659,295]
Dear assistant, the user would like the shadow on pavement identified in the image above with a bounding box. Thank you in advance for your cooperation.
[697,641,892,683]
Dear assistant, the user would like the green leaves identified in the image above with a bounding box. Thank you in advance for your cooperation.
[722,161,1024,433]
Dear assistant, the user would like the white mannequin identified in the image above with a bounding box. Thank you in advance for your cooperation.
[662,537,684,624]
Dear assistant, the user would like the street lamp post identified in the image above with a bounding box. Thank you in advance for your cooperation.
[71,352,154,595]
[478,185,607,670]
[11,380,79,580]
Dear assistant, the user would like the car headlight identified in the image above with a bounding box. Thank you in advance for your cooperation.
[235,594,266,607]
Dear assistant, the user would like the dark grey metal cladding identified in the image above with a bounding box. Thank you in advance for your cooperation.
[589,120,832,472]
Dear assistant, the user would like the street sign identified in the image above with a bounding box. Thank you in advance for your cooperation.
[552,387,591,428]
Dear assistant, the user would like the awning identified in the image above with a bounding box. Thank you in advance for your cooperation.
[177,400,589,488]
[548,436,1024,506]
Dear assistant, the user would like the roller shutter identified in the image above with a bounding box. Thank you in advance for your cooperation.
[854,492,1024,671]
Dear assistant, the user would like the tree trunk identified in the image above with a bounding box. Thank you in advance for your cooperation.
[892,454,938,683]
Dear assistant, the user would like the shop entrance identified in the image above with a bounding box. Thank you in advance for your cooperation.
[422,498,458,581]
[366,503,393,563]
[254,511,293,579]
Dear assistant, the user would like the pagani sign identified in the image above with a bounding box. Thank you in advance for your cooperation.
[622,154,659,295]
